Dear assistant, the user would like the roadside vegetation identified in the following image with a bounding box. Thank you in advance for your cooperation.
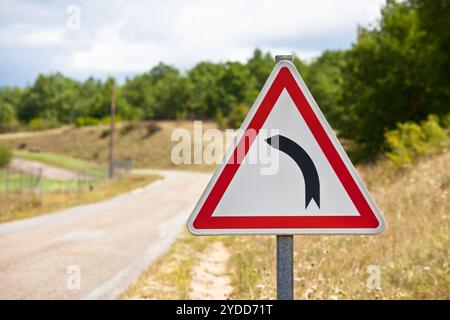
[0,145,161,223]
[0,173,161,223]
[0,147,12,167]
[123,149,449,300]
[14,149,99,172]
[124,235,219,299]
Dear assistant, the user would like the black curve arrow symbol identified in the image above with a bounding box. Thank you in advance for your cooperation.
[265,135,320,209]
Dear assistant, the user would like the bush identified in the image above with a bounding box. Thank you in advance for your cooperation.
[75,116,123,128]
[0,102,20,133]
[215,109,227,130]
[226,104,249,129]
[385,114,449,167]
[28,118,59,131]
[120,122,137,136]
[75,117,100,127]
[99,129,110,139]
[144,122,161,137]
[99,115,123,125]
[18,143,27,150]
[215,104,249,129]
[0,147,12,167]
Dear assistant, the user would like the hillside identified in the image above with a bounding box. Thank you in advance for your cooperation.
[0,121,218,171]
[124,149,450,300]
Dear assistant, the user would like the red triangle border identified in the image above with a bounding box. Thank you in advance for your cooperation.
[192,66,381,230]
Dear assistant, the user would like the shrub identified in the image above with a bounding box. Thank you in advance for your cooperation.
[99,115,123,125]
[120,122,137,136]
[75,117,100,127]
[226,103,249,129]
[28,118,59,131]
[0,147,12,167]
[18,143,27,150]
[215,109,227,130]
[144,122,162,137]
[99,129,110,139]
[441,114,450,129]
[75,116,123,128]
[214,104,250,130]
[385,114,449,167]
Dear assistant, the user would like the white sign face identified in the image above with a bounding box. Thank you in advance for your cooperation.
[188,60,385,235]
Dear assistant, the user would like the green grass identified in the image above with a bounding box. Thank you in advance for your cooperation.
[0,170,81,192]
[14,149,99,172]
[0,174,161,223]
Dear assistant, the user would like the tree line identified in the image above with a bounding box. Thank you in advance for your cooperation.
[0,0,448,159]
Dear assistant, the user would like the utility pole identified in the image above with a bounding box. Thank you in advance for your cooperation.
[275,54,294,300]
[108,79,116,179]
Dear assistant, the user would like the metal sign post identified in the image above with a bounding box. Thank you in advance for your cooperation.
[277,234,294,299]
[275,55,294,300]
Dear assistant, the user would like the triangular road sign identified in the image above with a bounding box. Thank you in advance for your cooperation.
[188,60,385,235]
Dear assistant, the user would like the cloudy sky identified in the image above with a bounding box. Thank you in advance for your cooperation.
[0,0,386,87]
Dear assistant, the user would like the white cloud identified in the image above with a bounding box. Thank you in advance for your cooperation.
[0,26,65,46]
[0,0,386,85]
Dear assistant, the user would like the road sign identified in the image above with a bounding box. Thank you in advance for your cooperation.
[188,59,385,235]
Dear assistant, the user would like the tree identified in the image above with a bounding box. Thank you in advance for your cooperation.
[147,63,192,119]
[247,49,274,90]
[306,50,346,129]
[122,74,155,119]
[0,87,22,131]
[90,77,133,119]
[73,77,102,119]
[217,61,258,116]
[19,73,80,123]
[153,72,192,119]
[411,0,450,115]
[188,62,226,118]
[340,0,440,157]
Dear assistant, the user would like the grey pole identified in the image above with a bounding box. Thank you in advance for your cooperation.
[108,80,116,179]
[277,235,294,299]
[275,54,294,300]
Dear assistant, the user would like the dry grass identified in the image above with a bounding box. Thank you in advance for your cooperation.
[0,174,161,223]
[124,151,449,300]
[225,151,449,300]
[123,233,219,300]
[0,121,218,171]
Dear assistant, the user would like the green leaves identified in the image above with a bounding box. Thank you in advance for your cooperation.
[338,0,449,159]
[0,147,12,168]
[385,114,449,167]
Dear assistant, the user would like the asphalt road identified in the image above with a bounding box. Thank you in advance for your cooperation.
[0,170,210,299]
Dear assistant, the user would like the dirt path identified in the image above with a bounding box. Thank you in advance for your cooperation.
[9,158,78,181]
[189,242,233,300]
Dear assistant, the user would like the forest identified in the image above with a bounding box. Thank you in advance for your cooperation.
[0,0,448,160]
